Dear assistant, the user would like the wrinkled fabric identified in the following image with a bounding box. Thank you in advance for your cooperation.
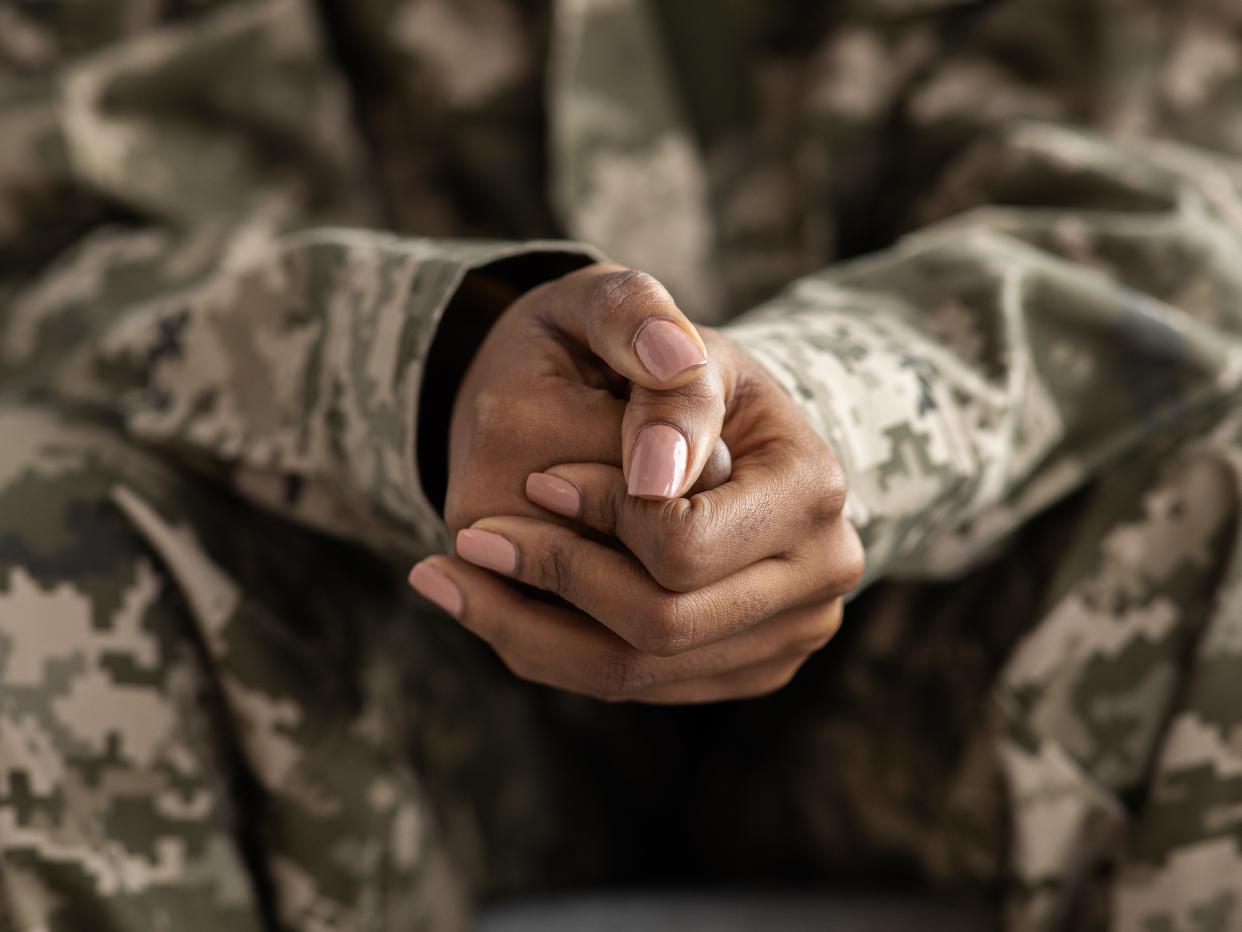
[4,0,1242,929]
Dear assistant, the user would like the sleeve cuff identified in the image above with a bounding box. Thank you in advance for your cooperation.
[105,228,606,560]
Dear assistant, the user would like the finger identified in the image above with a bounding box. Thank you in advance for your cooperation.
[625,656,806,705]
[626,597,846,703]
[454,517,839,654]
[530,264,734,499]
[524,450,861,594]
[410,556,844,699]
[621,374,727,500]
[410,554,648,696]
[532,263,708,390]
[690,438,733,494]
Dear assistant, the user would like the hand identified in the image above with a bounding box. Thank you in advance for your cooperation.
[411,292,864,703]
[440,262,731,541]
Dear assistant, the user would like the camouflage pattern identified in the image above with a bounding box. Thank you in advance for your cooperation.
[0,400,616,930]
[5,0,1242,929]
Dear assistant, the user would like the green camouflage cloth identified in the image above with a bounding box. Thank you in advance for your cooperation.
[4,0,1242,929]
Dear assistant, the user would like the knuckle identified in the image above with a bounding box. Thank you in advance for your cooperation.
[591,650,650,701]
[578,474,625,539]
[533,538,576,595]
[650,367,728,422]
[833,524,866,594]
[826,450,849,496]
[650,556,706,594]
[823,455,850,513]
[589,269,671,325]
[670,369,724,407]
[809,450,849,525]
[642,505,712,592]
[591,473,628,536]
[635,594,692,657]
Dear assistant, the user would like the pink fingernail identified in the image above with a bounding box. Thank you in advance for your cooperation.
[456,528,518,574]
[408,562,462,618]
[628,424,688,499]
[526,473,580,518]
[634,318,707,381]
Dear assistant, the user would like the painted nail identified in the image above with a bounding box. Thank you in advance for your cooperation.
[628,424,688,499]
[634,318,707,381]
[408,562,462,618]
[526,473,581,518]
[456,528,518,574]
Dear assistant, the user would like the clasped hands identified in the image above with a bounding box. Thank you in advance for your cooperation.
[409,264,863,704]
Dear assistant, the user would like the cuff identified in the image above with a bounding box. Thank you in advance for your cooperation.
[106,229,605,560]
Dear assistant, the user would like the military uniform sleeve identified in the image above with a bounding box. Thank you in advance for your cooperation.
[724,121,1242,588]
[6,228,598,563]
[90,231,599,558]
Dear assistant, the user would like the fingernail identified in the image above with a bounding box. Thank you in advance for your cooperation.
[526,473,580,518]
[635,318,707,381]
[456,528,518,574]
[408,562,462,618]
[628,424,688,499]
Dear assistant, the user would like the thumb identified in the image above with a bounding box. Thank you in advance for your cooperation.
[534,263,729,499]
[533,263,709,390]
[622,374,729,500]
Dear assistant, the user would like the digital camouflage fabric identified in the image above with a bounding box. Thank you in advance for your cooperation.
[3,0,1242,929]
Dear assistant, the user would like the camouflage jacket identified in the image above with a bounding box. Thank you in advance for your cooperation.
[5,1,1242,927]
[5,0,1242,578]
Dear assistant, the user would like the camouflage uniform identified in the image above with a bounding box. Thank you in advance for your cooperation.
[4,0,1242,929]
